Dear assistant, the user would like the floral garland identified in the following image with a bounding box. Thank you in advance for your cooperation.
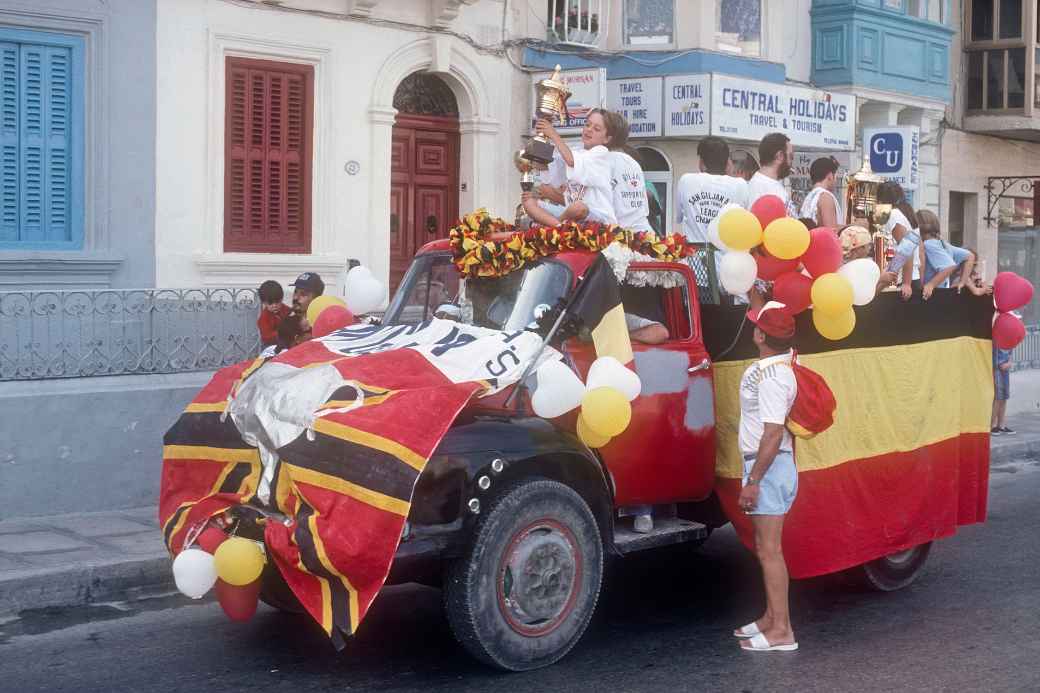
[449,209,694,279]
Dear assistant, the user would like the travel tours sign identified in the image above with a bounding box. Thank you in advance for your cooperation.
[710,74,855,150]
[663,74,711,137]
[607,77,663,138]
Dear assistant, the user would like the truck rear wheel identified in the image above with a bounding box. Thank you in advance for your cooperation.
[857,542,933,592]
[443,479,603,671]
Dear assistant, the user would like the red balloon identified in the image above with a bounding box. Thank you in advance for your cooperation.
[215,578,261,622]
[197,527,228,554]
[801,227,843,277]
[755,248,800,281]
[993,272,1034,313]
[312,304,354,338]
[993,312,1026,350]
[772,271,814,314]
[750,195,787,229]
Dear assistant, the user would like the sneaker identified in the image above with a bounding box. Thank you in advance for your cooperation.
[991,426,1003,436]
[633,514,653,534]
[1000,427,1016,435]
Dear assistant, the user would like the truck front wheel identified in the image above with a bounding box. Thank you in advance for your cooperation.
[443,479,603,671]
[857,542,933,591]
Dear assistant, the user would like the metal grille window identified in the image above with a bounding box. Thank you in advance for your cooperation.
[548,0,604,47]
[0,28,83,250]
[224,57,313,253]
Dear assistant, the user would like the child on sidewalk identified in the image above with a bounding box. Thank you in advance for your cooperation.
[257,280,291,348]
[992,345,1014,435]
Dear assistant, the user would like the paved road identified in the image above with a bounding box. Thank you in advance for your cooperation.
[3,458,1038,693]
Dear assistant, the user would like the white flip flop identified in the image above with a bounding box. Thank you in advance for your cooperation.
[733,622,761,639]
[740,633,798,652]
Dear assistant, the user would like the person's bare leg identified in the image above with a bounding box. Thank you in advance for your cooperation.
[991,399,1000,429]
[744,514,795,647]
[523,198,562,227]
[995,399,1007,429]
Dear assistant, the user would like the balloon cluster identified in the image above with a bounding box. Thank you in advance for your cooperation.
[171,526,267,622]
[306,295,354,338]
[529,356,641,448]
[992,272,1034,349]
[712,195,881,341]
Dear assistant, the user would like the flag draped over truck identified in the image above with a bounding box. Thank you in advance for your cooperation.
[159,320,559,647]
[705,291,994,578]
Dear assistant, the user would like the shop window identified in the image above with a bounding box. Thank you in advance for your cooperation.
[0,28,84,250]
[223,57,313,254]
[624,0,674,47]
[716,0,760,57]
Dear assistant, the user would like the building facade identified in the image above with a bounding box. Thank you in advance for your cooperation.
[0,0,157,289]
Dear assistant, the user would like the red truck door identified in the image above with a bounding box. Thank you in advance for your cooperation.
[566,262,717,506]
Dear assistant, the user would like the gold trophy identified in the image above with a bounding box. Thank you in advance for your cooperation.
[844,159,889,269]
[522,65,572,166]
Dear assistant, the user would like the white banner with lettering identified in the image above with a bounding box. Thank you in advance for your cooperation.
[663,74,711,137]
[607,77,663,138]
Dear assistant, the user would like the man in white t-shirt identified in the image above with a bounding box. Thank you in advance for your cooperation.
[610,150,652,232]
[677,136,749,244]
[733,301,800,653]
[747,133,795,215]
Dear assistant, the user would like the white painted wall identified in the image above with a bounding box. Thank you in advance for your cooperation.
[155,0,533,295]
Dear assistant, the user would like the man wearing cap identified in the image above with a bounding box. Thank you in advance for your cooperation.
[733,301,799,653]
[290,272,325,317]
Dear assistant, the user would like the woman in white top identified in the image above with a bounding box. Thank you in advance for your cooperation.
[522,109,619,227]
[875,181,922,301]
[799,157,841,228]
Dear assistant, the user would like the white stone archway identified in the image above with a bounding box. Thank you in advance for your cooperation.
[367,36,500,286]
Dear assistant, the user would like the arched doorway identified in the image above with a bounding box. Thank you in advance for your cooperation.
[637,147,672,236]
[389,72,460,291]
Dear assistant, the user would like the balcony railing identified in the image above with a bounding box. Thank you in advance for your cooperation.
[548,0,603,47]
[0,288,262,381]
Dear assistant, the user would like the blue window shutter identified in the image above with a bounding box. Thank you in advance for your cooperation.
[43,46,71,243]
[0,42,18,243]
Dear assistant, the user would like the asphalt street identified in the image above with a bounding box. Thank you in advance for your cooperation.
[2,457,1038,693]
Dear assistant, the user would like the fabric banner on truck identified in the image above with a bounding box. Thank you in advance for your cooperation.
[160,320,559,647]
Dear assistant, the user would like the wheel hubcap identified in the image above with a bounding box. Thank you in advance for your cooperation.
[498,520,581,637]
[883,548,916,565]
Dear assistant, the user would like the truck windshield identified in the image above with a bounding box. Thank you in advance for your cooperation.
[384,253,572,331]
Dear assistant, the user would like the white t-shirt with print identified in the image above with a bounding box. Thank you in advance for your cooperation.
[676,172,750,244]
[565,145,617,225]
[738,351,797,457]
[609,151,651,232]
[883,207,920,281]
[747,171,791,211]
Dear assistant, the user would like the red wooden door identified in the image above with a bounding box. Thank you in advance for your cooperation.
[390,113,460,292]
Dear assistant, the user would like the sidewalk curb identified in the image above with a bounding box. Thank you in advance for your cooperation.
[0,554,172,617]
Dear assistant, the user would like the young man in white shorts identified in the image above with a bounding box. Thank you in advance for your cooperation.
[733,301,800,653]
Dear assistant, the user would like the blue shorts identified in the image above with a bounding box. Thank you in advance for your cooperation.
[742,451,798,515]
[995,368,1010,401]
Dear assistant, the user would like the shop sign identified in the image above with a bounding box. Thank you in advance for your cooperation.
[663,74,711,137]
[607,77,663,138]
[711,74,855,150]
[864,126,920,190]
[531,67,607,134]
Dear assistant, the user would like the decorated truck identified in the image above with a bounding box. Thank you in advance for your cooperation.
[160,215,996,672]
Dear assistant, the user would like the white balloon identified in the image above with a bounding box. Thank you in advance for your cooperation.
[346,276,386,315]
[838,258,882,306]
[707,203,742,251]
[346,265,374,283]
[719,251,758,295]
[173,548,217,599]
[586,356,641,402]
[530,360,586,418]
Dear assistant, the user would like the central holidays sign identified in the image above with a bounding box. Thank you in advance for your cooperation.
[711,74,855,150]
[607,77,663,138]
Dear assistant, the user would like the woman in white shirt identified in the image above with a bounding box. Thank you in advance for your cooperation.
[522,109,619,227]
[875,181,922,301]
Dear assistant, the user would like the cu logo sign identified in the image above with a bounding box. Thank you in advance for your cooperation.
[869,133,903,173]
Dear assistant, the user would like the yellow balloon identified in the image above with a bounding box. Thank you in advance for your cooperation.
[305,295,347,325]
[810,273,854,316]
[812,306,856,340]
[580,387,632,438]
[577,414,612,448]
[762,217,811,260]
[213,536,266,586]
[717,208,763,251]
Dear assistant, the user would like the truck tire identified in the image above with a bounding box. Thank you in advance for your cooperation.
[857,542,933,592]
[443,479,603,671]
